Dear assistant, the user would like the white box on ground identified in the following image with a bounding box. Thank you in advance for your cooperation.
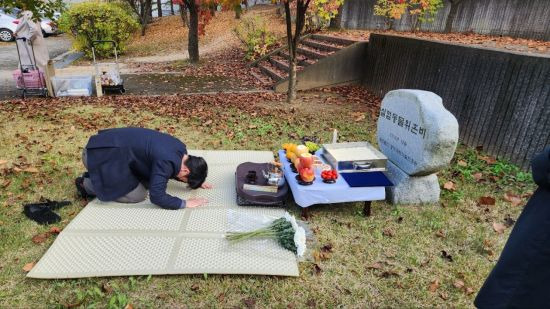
[51,75,93,97]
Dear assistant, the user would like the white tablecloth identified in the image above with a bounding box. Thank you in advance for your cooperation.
[279,150,386,208]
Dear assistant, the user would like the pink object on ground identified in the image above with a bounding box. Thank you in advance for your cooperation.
[12,69,45,89]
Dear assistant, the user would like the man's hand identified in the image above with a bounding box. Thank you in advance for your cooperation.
[186,197,209,208]
[201,182,213,189]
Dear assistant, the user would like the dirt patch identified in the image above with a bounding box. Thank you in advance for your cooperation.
[122,73,258,95]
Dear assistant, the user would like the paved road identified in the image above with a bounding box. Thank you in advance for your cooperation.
[0,34,72,70]
[0,34,71,99]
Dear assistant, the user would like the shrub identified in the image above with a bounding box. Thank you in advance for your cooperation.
[59,2,139,59]
[235,16,277,61]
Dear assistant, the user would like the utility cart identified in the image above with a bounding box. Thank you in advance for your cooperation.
[92,40,125,95]
[13,37,48,98]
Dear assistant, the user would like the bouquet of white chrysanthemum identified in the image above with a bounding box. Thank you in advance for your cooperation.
[226,212,306,257]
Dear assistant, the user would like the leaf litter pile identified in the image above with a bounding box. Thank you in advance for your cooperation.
[0,87,539,307]
[333,29,550,55]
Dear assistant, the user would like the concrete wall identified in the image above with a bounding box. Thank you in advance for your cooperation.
[274,42,368,92]
[362,34,550,169]
[341,0,550,41]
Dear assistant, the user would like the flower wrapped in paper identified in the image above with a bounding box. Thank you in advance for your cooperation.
[226,211,307,257]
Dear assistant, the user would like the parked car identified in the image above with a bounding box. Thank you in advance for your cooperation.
[0,8,18,42]
[0,8,59,42]
[39,18,58,37]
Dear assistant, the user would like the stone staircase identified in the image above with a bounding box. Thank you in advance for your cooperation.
[250,34,361,90]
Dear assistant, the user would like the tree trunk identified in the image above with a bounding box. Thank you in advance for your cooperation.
[188,3,199,63]
[170,0,174,15]
[140,2,151,36]
[329,5,343,29]
[179,4,189,27]
[444,0,462,33]
[157,0,162,17]
[234,5,242,19]
[284,2,295,103]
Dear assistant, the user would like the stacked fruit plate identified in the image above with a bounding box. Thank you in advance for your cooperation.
[321,169,338,184]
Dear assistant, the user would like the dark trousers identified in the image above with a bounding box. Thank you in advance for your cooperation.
[82,149,148,203]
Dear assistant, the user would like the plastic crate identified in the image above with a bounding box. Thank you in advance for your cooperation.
[51,75,93,97]
[12,69,46,89]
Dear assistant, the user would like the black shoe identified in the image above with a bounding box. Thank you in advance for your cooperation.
[23,203,61,225]
[75,177,93,199]
[40,198,72,210]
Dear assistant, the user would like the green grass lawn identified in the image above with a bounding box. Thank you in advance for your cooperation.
[0,90,535,308]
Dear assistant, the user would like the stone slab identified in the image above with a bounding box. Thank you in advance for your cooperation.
[377,89,459,176]
[385,161,440,205]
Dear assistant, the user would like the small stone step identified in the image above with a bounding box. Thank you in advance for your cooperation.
[250,68,273,85]
[258,61,285,82]
[296,46,327,59]
[269,57,290,72]
[311,34,359,46]
[278,51,315,66]
[301,39,341,52]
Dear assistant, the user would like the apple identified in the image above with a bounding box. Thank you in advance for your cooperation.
[295,145,308,156]
[294,160,302,171]
[299,167,315,183]
[299,153,314,169]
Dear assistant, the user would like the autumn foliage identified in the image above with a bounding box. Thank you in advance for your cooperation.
[374,0,443,30]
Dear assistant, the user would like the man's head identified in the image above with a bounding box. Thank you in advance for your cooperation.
[177,155,208,189]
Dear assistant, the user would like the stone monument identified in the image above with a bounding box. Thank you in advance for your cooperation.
[377,89,459,204]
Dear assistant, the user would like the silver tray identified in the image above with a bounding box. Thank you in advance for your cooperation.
[322,142,387,173]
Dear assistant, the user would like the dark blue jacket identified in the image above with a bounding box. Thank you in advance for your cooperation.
[475,147,550,308]
[85,127,187,209]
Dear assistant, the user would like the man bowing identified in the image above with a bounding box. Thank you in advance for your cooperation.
[76,127,211,209]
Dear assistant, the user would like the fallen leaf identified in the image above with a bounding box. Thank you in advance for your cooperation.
[243,298,256,309]
[49,226,61,234]
[465,287,475,295]
[124,304,133,309]
[435,229,446,238]
[312,249,331,262]
[24,167,39,173]
[479,155,497,165]
[190,283,199,291]
[504,192,522,207]
[479,196,496,206]
[31,232,50,244]
[428,279,440,292]
[367,262,383,270]
[1,180,11,188]
[320,244,333,253]
[457,160,468,167]
[439,292,449,300]
[441,250,453,262]
[493,222,506,234]
[473,172,484,182]
[312,263,322,275]
[504,215,516,228]
[0,159,7,165]
[453,280,465,289]
[383,228,395,237]
[22,262,35,272]
[379,270,400,278]
[102,283,113,293]
[443,181,456,191]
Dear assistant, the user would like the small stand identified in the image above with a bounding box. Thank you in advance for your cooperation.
[363,201,372,217]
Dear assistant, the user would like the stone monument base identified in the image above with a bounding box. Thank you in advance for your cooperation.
[385,161,440,205]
